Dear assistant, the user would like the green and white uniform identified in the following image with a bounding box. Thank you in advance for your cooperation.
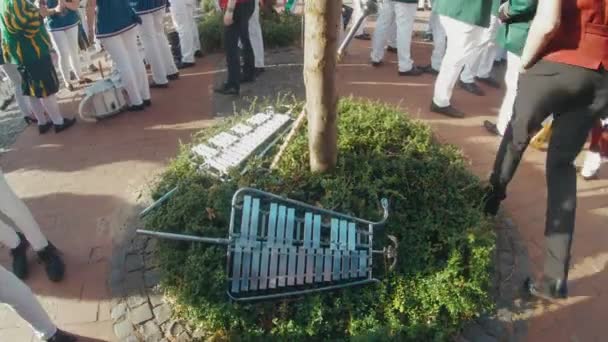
[432,0,492,108]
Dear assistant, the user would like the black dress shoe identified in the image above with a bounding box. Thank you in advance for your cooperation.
[254,67,265,77]
[430,101,465,118]
[524,277,568,301]
[24,116,38,125]
[420,64,439,75]
[167,72,180,81]
[143,99,152,107]
[11,233,29,280]
[47,329,76,342]
[38,122,53,134]
[150,82,169,89]
[78,77,93,85]
[1,94,15,110]
[54,117,76,133]
[398,66,423,76]
[177,62,195,69]
[371,60,383,67]
[386,46,398,54]
[458,80,485,96]
[214,83,239,96]
[476,76,501,89]
[194,50,204,58]
[37,243,65,282]
[354,33,371,40]
[241,75,255,84]
[128,104,145,112]
[482,185,505,216]
[483,120,501,136]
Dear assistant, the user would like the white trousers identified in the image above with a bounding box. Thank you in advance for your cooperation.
[371,1,395,62]
[170,0,201,63]
[461,15,500,82]
[0,265,57,340]
[496,52,521,134]
[429,9,445,71]
[352,0,368,36]
[0,170,49,251]
[49,26,81,86]
[249,0,265,68]
[432,15,484,107]
[0,64,32,117]
[100,28,151,106]
[140,10,179,85]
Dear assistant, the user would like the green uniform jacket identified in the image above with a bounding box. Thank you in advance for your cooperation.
[496,0,537,56]
[492,0,501,15]
[434,0,492,28]
[0,0,52,66]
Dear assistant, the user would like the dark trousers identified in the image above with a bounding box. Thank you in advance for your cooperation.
[224,0,255,88]
[490,60,608,283]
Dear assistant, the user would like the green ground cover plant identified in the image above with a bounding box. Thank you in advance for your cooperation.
[144,97,495,341]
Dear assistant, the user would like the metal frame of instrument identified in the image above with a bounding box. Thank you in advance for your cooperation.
[139,108,294,218]
[337,0,380,61]
[138,187,397,302]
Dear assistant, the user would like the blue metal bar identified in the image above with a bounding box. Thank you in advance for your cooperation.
[139,186,179,218]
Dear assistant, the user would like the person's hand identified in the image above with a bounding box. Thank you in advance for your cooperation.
[498,2,510,23]
[223,10,234,26]
[39,4,50,17]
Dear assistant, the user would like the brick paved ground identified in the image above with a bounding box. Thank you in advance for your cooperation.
[0,54,220,341]
[1,11,607,341]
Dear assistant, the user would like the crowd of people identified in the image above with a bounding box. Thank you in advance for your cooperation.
[1,0,608,340]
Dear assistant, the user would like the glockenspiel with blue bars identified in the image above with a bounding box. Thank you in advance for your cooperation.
[137,187,398,302]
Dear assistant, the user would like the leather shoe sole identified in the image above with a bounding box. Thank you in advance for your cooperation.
[430,101,465,118]
[459,80,485,96]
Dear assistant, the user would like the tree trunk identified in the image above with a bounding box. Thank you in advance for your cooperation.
[304,0,341,172]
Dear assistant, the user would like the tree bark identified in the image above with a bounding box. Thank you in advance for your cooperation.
[304,0,341,172]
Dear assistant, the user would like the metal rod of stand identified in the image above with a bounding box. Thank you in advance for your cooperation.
[136,229,231,245]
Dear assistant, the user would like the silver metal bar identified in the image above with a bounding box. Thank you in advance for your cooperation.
[227,278,380,302]
[136,229,231,245]
[232,188,390,227]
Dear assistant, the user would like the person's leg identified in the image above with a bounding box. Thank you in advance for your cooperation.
[393,3,417,73]
[432,16,483,107]
[352,0,368,36]
[429,10,445,72]
[65,26,82,81]
[475,15,500,79]
[486,61,598,215]
[249,0,265,69]
[28,97,49,125]
[543,108,597,291]
[101,33,144,106]
[495,52,521,134]
[189,0,202,53]
[0,265,57,340]
[122,28,151,102]
[49,30,73,87]
[370,1,394,63]
[0,64,33,118]
[387,19,397,49]
[223,17,241,88]
[39,95,66,125]
[238,1,256,80]
[154,10,179,76]
[140,12,169,85]
[171,0,195,64]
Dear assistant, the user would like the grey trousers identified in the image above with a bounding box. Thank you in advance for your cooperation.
[490,60,608,283]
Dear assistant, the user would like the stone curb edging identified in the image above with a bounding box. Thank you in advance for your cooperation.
[110,235,192,342]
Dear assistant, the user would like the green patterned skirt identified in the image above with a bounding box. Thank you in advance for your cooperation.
[19,54,60,98]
